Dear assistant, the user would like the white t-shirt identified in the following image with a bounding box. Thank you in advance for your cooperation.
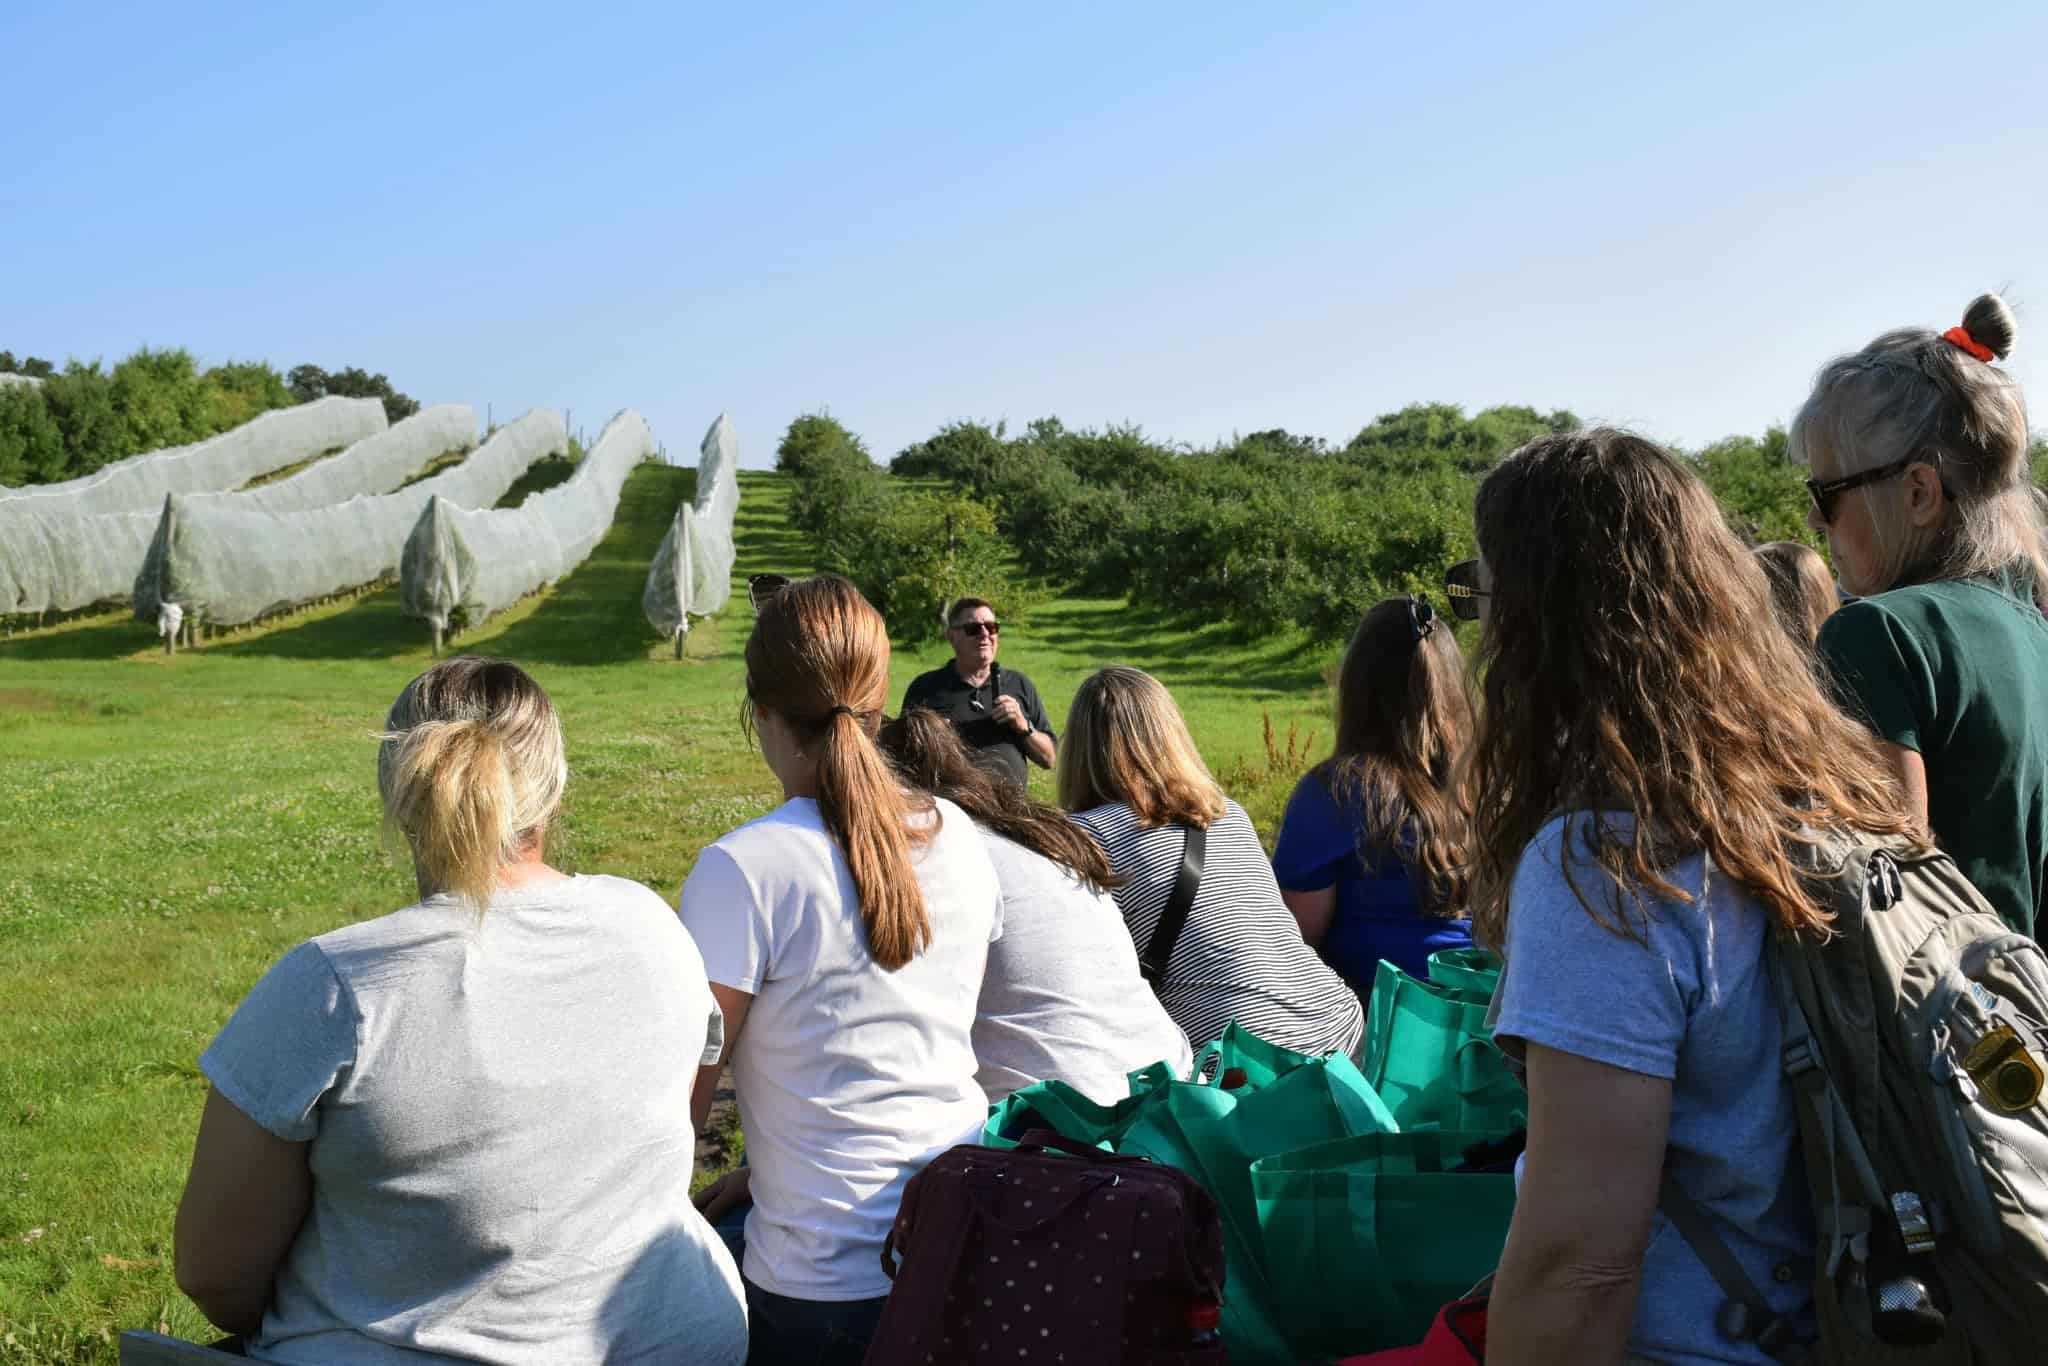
[199,874,747,1366]
[974,828,1192,1105]
[680,796,1001,1301]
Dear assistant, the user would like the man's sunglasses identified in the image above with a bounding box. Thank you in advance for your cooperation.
[1443,559,1489,621]
[951,620,1000,637]
[748,573,792,611]
[1804,456,1918,525]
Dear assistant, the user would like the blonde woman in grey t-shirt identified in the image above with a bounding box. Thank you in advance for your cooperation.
[174,658,746,1365]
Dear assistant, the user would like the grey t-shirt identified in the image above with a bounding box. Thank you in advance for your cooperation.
[1493,813,1814,1366]
[199,874,747,1366]
[973,828,1193,1105]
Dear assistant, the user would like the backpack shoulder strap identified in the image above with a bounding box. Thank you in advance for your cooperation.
[1141,824,1205,989]
[1658,1172,1810,1363]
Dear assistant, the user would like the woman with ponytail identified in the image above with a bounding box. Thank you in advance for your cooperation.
[175,658,746,1364]
[1796,293,2048,936]
[1272,596,1475,998]
[879,707,1192,1105]
[681,576,1001,1366]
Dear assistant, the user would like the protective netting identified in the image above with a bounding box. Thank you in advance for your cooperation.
[401,410,655,635]
[0,397,397,615]
[132,409,564,627]
[642,414,740,642]
[0,395,386,514]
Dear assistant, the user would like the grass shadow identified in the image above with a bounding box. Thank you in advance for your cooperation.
[729,470,812,580]
[464,463,696,667]
[211,585,424,660]
[0,613,155,662]
[1033,598,1324,696]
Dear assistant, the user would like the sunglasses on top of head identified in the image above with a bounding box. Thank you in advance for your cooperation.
[952,620,1000,638]
[1442,559,1489,621]
[748,573,793,611]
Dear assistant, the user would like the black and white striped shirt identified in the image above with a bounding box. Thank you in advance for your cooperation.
[1071,799,1365,1058]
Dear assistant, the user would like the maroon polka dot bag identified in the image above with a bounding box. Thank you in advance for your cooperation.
[864,1130,1230,1365]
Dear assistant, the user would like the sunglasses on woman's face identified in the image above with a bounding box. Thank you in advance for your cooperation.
[1443,559,1489,621]
[1804,456,1917,525]
[748,573,792,611]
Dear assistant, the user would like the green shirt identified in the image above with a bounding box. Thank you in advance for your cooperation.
[1819,577,2048,936]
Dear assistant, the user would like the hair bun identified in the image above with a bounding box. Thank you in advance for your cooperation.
[1961,293,2018,361]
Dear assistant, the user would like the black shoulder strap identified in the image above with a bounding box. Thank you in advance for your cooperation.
[1141,824,1205,989]
[1658,1172,1810,1363]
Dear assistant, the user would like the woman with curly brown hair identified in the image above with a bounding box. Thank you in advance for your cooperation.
[1458,430,1914,1366]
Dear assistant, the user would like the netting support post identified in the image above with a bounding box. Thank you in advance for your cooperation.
[431,625,443,657]
[673,627,685,660]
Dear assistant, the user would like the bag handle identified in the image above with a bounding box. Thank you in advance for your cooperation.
[1141,823,1206,989]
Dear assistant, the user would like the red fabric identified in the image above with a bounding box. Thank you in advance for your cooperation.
[1334,1296,1487,1364]
[1944,325,1995,362]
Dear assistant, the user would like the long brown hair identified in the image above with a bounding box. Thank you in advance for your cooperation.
[746,575,936,970]
[1465,429,1914,948]
[1057,666,1227,828]
[881,707,1122,891]
[377,656,567,913]
[1753,541,1837,647]
[1319,597,1472,913]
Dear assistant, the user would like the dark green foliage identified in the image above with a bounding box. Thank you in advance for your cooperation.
[0,384,64,484]
[776,414,1028,639]
[1692,426,1817,547]
[0,350,56,378]
[0,347,306,485]
[288,363,419,424]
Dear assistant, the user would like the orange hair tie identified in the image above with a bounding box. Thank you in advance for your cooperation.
[1944,326,1995,363]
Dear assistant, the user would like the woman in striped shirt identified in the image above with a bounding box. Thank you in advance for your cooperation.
[1059,666,1365,1058]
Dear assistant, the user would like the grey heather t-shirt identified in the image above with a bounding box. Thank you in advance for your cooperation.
[1493,813,1814,1366]
[199,874,747,1365]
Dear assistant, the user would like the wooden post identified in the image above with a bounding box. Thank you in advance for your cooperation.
[432,625,443,657]
[673,627,685,660]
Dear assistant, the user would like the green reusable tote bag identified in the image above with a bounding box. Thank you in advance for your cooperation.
[1426,946,1503,1000]
[1187,1019,1324,1091]
[1119,1041,1399,1365]
[1251,1129,1517,1357]
[981,1077,1150,1151]
[1360,960,1526,1136]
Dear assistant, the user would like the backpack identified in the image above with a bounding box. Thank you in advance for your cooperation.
[1665,829,2048,1365]
[864,1131,1228,1366]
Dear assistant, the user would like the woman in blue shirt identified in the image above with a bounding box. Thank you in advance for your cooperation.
[1272,595,1474,998]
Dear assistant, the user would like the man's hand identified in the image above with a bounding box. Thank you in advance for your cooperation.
[991,694,1031,734]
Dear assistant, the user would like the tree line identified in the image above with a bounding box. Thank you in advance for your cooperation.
[780,402,2048,645]
[0,347,418,487]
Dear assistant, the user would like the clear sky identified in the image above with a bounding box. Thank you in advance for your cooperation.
[5,1,2042,467]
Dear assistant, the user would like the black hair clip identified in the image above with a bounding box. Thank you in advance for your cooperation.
[1409,594,1438,641]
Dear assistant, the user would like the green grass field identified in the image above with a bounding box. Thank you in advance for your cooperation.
[0,468,1336,1362]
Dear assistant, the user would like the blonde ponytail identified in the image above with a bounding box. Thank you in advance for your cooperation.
[745,577,935,971]
[377,658,566,913]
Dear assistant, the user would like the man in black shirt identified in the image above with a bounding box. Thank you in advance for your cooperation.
[900,597,1055,788]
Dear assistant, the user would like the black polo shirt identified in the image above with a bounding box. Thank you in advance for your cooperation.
[900,662,1055,788]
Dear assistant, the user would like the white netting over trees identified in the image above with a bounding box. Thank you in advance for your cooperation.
[0,396,385,514]
[642,413,740,649]
[0,397,396,615]
[401,409,656,640]
[132,409,564,627]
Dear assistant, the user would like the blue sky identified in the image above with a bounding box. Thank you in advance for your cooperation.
[4,1,2043,467]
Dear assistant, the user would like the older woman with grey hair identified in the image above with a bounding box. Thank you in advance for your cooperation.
[1797,292,2048,936]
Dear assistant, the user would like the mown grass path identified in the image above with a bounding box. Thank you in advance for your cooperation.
[0,468,1331,1362]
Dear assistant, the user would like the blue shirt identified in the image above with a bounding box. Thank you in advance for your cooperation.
[1494,813,1814,1366]
[1270,770,1472,995]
